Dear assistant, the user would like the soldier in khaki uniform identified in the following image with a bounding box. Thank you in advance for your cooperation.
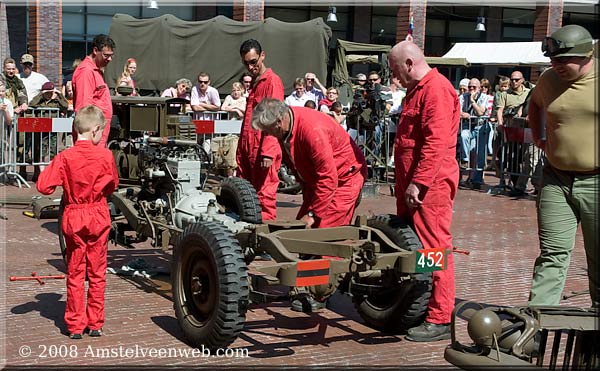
[527,25,598,307]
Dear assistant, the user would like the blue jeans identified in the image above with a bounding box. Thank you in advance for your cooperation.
[460,120,491,184]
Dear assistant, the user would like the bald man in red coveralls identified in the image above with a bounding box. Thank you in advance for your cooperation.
[236,39,284,221]
[389,41,459,342]
[37,105,119,339]
[72,34,115,148]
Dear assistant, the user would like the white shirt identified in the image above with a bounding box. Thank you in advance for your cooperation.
[19,71,49,103]
[191,85,221,120]
[284,92,311,107]
[1,97,14,123]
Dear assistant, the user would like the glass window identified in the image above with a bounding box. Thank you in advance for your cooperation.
[141,6,193,20]
[426,19,446,37]
[448,21,480,39]
[86,6,139,16]
[502,26,533,40]
[265,7,310,22]
[503,8,536,25]
[63,13,85,36]
[87,14,113,36]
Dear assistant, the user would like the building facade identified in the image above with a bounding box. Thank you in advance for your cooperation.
[1,1,598,88]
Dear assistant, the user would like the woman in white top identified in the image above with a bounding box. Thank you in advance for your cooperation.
[0,82,14,125]
[220,82,246,119]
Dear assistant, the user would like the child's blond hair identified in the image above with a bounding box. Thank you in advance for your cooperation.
[73,105,106,134]
[231,82,243,91]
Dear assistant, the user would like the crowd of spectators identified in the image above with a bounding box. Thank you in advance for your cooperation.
[2,46,540,195]
[456,70,540,196]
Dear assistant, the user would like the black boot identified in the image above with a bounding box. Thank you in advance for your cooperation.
[405,321,450,342]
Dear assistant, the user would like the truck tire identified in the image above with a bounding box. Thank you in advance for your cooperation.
[172,221,249,351]
[217,177,262,224]
[353,214,432,332]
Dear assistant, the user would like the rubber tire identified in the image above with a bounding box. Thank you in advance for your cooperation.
[353,214,432,332]
[172,221,249,351]
[217,177,262,224]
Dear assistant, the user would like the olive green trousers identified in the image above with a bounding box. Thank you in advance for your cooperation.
[528,165,599,307]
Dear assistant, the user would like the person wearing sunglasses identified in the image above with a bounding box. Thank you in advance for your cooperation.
[527,24,598,308]
[303,72,326,105]
[190,72,220,120]
[458,78,492,191]
[236,38,284,222]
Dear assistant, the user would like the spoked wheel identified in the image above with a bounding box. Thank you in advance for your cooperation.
[172,221,248,351]
[352,214,432,332]
[217,177,262,224]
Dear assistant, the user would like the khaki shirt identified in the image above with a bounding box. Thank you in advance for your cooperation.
[531,59,597,172]
[497,86,530,109]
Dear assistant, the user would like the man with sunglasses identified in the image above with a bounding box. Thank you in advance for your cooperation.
[72,34,115,147]
[458,78,491,190]
[495,70,533,196]
[190,72,220,120]
[303,72,326,105]
[527,24,598,308]
[236,39,284,222]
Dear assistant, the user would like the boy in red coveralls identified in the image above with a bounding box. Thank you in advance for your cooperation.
[37,105,119,339]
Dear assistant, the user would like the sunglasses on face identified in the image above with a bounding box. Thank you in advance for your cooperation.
[510,78,522,82]
[198,80,209,84]
[368,78,379,82]
[306,78,315,81]
[468,85,477,89]
[243,58,259,66]
[551,56,580,64]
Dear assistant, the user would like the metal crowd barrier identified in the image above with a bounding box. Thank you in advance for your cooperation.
[192,111,241,172]
[0,107,73,188]
[492,116,545,195]
[348,114,393,183]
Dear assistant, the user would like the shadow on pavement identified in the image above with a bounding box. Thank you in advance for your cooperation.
[11,293,67,335]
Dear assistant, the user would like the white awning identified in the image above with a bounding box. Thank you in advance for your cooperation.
[442,42,551,66]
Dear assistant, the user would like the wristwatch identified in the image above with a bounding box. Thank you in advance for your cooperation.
[307,211,316,218]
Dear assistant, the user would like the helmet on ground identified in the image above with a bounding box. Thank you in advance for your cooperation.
[467,309,503,348]
[542,24,593,58]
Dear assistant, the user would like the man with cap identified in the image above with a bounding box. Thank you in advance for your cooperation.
[30,82,69,116]
[19,54,49,104]
[527,24,598,307]
[27,82,69,181]
[458,78,469,95]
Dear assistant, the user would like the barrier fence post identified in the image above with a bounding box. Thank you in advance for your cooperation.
[0,107,73,188]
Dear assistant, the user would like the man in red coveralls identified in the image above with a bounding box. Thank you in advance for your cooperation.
[236,39,284,221]
[388,41,459,342]
[37,105,119,339]
[72,34,115,147]
[252,98,367,311]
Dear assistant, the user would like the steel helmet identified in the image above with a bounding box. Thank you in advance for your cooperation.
[467,309,503,348]
[542,24,593,58]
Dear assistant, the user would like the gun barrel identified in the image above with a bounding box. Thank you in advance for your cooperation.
[146,137,198,147]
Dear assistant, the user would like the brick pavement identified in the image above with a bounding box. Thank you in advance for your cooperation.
[0,178,591,369]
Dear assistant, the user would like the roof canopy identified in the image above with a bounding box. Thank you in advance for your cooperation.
[442,42,551,66]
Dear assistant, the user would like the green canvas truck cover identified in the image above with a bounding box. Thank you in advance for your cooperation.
[106,13,331,96]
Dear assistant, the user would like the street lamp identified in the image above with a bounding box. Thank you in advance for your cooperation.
[327,6,337,23]
[476,17,486,32]
[475,8,485,32]
[148,0,159,10]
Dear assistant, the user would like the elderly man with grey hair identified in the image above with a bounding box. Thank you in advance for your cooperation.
[252,97,367,312]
